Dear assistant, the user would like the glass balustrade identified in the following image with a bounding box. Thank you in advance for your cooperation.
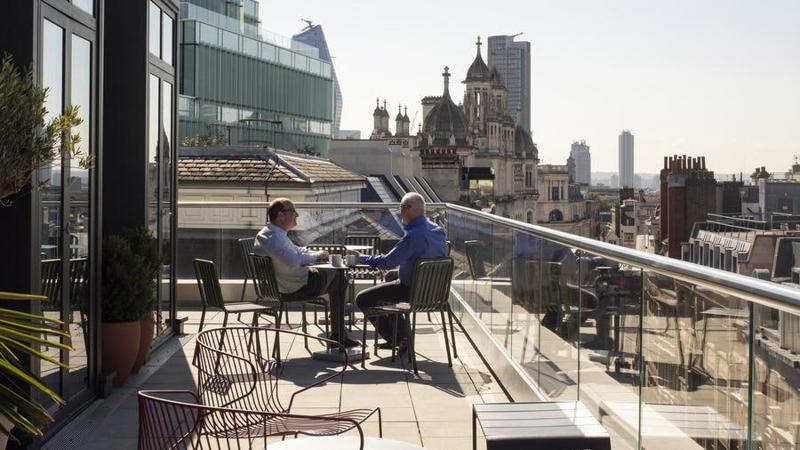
[176,201,800,449]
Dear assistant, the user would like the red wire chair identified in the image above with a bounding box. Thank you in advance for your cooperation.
[192,327,381,443]
[137,389,365,449]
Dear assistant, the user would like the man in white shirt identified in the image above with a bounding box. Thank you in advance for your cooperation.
[253,198,357,347]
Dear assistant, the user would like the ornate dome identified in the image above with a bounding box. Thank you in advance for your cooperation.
[464,37,490,82]
[514,125,538,157]
[395,105,404,121]
[373,98,382,116]
[422,67,470,146]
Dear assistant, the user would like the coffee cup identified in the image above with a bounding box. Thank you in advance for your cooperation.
[346,254,357,267]
[331,254,343,267]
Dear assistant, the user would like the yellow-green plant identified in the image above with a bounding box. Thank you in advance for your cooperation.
[0,291,72,443]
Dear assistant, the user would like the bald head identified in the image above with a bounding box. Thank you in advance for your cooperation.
[399,192,425,224]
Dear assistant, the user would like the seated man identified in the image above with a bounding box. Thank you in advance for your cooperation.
[351,193,448,351]
[253,198,358,347]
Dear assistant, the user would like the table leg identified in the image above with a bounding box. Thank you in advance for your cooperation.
[472,407,477,450]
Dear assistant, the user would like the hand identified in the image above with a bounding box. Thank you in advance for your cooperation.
[317,251,329,262]
[385,270,399,282]
[346,250,361,257]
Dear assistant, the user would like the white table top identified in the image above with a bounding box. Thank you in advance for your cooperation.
[268,436,424,450]
[344,244,374,251]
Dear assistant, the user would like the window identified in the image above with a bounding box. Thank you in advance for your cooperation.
[279,48,292,66]
[221,30,238,52]
[161,11,173,65]
[199,23,218,46]
[242,37,258,58]
[148,2,160,57]
[261,42,276,61]
[72,0,93,15]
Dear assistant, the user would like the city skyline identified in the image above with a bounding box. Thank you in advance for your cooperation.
[261,0,799,175]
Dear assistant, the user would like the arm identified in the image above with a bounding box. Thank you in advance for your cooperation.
[255,232,318,266]
[360,234,414,270]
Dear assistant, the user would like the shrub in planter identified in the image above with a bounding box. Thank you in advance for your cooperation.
[101,235,153,387]
[119,227,161,372]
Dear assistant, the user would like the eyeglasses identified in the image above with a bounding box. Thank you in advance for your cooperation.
[399,204,411,211]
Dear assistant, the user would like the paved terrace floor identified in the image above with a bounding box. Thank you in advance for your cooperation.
[45,309,506,450]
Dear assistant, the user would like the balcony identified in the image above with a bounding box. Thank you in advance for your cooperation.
[46,201,800,449]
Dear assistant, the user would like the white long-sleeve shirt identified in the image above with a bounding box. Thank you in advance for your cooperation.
[253,224,319,294]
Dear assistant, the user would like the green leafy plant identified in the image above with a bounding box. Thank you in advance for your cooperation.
[119,227,162,313]
[0,291,72,443]
[101,234,154,322]
[0,53,88,205]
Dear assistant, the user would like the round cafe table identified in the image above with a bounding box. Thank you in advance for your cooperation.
[267,436,424,450]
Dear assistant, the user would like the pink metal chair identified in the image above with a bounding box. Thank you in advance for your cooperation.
[137,389,365,449]
[192,327,381,443]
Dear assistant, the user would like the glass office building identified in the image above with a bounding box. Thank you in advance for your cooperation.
[179,1,334,155]
[293,24,343,138]
[488,35,532,133]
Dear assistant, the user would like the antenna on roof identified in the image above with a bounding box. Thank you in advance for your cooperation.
[511,32,524,38]
[300,19,314,31]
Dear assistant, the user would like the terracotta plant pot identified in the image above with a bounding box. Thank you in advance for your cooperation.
[132,312,155,373]
[101,321,140,388]
[0,412,13,449]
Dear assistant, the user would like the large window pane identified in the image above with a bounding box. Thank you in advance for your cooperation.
[159,80,173,336]
[147,75,159,237]
[68,34,92,400]
[72,0,93,15]
[39,18,64,410]
[199,23,217,46]
[148,1,160,57]
[161,11,173,65]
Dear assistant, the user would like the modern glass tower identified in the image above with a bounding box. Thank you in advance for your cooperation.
[619,130,635,188]
[293,24,342,138]
[179,0,334,155]
[488,34,532,132]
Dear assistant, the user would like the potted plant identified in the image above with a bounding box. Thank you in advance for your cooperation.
[120,227,161,373]
[0,292,72,448]
[0,53,86,206]
[101,235,151,387]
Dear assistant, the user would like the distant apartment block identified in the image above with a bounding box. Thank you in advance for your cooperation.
[487,34,532,132]
[618,130,634,188]
[570,140,591,185]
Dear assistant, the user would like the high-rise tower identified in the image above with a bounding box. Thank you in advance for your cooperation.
[487,34,531,132]
[293,23,342,137]
[570,140,591,185]
[619,130,635,188]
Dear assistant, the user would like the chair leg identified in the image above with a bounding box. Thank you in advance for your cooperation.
[448,307,458,359]
[361,313,368,369]
[199,307,207,332]
[391,314,399,363]
[302,304,310,352]
[273,306,283,362]
[441,310,452,368]
[238,278,248,322]
[409,313,417,375]
[324,302,330,337]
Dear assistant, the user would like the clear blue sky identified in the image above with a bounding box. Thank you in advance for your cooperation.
[261,0,800,177]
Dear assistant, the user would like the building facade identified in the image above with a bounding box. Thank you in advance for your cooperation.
[0,0,179,443]
[487,34,531,132]
[570,140,591,185]
[660,155,716,258]
[292,23,342,138]
[618,130,634,188]
[179,0,334,155]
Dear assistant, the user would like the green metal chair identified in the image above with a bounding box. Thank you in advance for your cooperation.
[361,257,457,374]
[237,237,256,302]
[250,254,330,360]
[193,259,274,331]
[41,258,61,308]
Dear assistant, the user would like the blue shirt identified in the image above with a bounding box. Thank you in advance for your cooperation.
[359,216,448,286]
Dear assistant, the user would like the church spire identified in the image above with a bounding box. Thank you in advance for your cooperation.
[442,66,451,97]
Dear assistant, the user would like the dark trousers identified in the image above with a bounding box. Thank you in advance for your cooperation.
[283,268,347,335]
[356,280,411,344]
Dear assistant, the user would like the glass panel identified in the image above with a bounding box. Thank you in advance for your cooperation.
[161,11,173,65]
[199,23,218,46]
[278,48,292,66]
[221,30,238,52]
[40,18,64,409]
[148,1,160,57]
[68,33,92,400]
[220,105,237,123]
[159,80,173,336]
[242,37,258,58]
[260,42,276,61]
[294,54,308,71]
[640,271,750,448]
[147,75,159,240]
[72,0,93,15]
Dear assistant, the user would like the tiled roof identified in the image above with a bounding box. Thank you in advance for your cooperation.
[178,153,363,184]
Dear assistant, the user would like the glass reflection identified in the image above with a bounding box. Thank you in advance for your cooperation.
[159,80,173,335]
[67,34,92,400]
[148,1,160,58]
[72,0,93,15]
[161,11,173,65]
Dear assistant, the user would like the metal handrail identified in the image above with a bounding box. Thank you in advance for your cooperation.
[176,200,800,316]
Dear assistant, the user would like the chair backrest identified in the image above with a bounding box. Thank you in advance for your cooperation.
[306,244,346,255]
[250,254,281,302]
[464,240,486,279]
[41,259,61,307]
[193,327,346,416]
[345,235,380,256]
[138,391,203,450]
[69,258,89,308]
[194,259,225,309]
[527,260,565,312]
[408,257,454,313]
[446,240,452,256]
[238,237,256,280]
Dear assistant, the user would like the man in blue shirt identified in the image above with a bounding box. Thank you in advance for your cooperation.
[350,193,448,351]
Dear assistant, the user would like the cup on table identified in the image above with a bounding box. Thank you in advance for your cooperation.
[346,254,357,267]
[331,254,343,267]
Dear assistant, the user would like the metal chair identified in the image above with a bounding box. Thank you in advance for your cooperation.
[192,326,381,445]
[138,388,366,450]
[193,259,275,331]
[237,237,256,302]
[361,257,457,374]
[250,254,329,359]
[41,259,61,307]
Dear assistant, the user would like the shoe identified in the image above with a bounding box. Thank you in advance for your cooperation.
[376,340,408,352]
